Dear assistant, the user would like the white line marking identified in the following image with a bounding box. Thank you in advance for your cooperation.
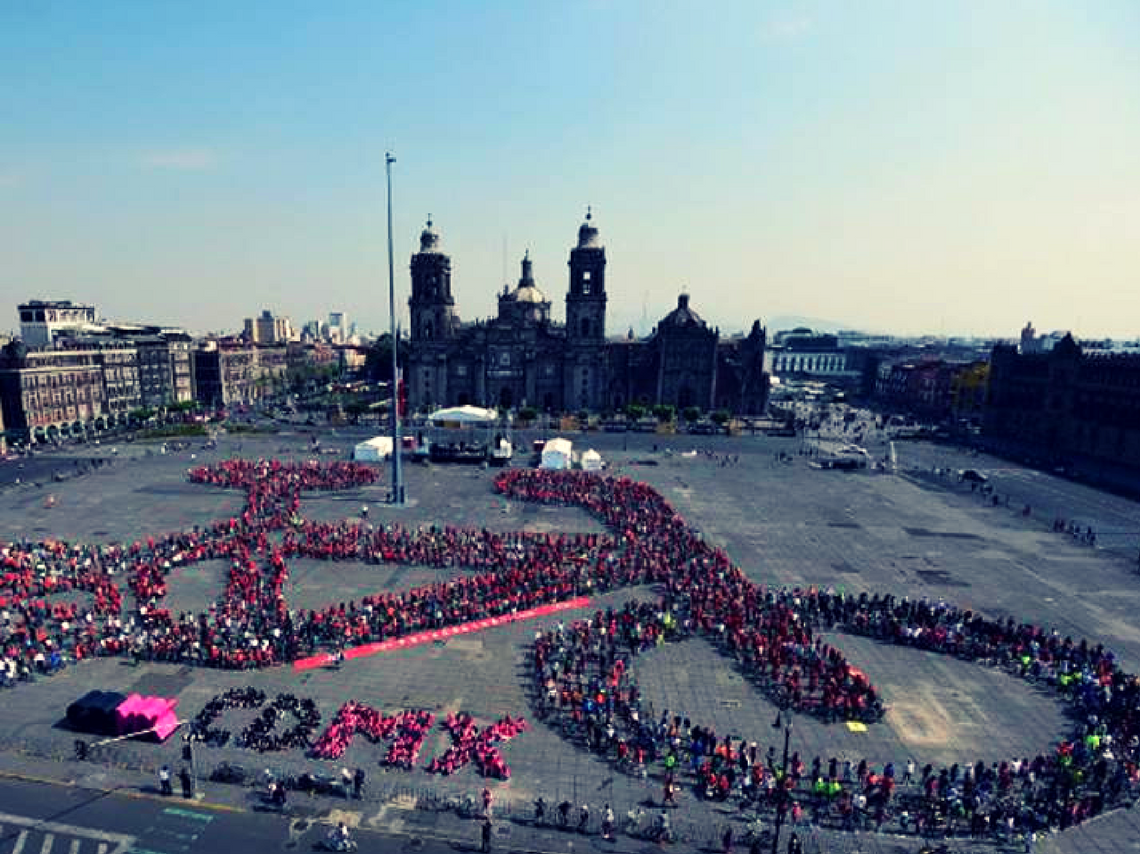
[13,829,29,854]
[96,845,108,854]
[39,832,54,854]
[69,840,81,854]
[0,813,134,849]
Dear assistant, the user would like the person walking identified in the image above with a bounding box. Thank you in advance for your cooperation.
[353,767,365,799]
[721,824,734,853]
[340,767,353,798]
[158,765,173,796]
[480,817,492,853]
[577,803,590,834]
[482,786,494,818]
[601,804,614,840]
[179,766,193,799]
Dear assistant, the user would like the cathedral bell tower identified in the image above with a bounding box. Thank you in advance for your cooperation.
[565,208,608,411]
[408,218,456,343]
[566,207,606,342]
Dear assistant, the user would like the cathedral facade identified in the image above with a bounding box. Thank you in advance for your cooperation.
[405,212,768,415]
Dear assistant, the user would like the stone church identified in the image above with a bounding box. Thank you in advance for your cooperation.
[405,211,768,415]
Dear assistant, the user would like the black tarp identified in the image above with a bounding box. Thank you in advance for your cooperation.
[66,690,127,736]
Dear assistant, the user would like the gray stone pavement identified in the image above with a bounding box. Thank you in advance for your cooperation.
[2,429,1140,853]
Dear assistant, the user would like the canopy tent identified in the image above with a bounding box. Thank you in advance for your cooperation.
[580,448,603,472]
[428,405,498,425]
[353,436,393,462]
[540,437,573,470]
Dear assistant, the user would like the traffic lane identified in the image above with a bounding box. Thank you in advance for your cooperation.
[896,443,1140,543]
[0,779,289,854]
[0,778,461,854]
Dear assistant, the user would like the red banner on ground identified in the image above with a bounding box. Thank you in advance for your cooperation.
[293,597,591,672]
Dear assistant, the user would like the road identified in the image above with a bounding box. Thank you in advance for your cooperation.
[889,439,1140,563]
[0,778,459,854]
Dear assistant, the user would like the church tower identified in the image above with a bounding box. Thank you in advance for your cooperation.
[408,218,457,343]
[564,208,608,411]
[565,207,607,343]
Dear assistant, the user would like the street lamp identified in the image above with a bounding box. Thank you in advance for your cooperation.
[770,709,793,854]
[386,151,405,505]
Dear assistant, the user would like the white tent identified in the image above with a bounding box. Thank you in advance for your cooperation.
[428,405,497,425]
[580,448,603,472]
[539,437,573,470]
[353,436,393,462]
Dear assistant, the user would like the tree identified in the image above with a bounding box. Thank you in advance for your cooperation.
[682,406,701,424]
[652,404,675,422]
[364,333,410,384]
[624,403,646,421]
[711,410,731,426]
[518,406,538,423]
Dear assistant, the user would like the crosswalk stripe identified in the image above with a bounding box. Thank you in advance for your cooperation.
[13,829,29,854]
[96,845,108,854]
[39,831,55,854]
[69,840,81,854]
[0,814,133,848]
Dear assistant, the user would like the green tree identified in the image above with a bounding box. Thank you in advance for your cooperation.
[518,406,538,423]
[652,404,675,422]
[364,333,409,384]
[682,406,701,424]
[711,409,731,426]
[624,403,646,421]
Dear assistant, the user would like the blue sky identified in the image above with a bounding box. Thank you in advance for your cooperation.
[2,1,1139,339]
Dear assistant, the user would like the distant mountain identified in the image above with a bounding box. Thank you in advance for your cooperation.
[764,314,861,335]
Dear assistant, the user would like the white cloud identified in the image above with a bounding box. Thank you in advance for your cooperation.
[141,148,218,170]
[760,13,812,41]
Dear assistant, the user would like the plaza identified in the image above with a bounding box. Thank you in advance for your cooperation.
[1,425,1139,853]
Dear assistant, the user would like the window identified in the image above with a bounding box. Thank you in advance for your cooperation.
[499,351,511,367]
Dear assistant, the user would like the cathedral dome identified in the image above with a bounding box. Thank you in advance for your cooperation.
[660,293,705,328]
[511,251,547,304]
[577,206,601,248]
[514,285,546,303]
[419,218,442,253]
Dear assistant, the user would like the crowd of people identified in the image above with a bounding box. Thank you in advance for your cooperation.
[528,588,1140,840]
[310,703,435,770]
[425,712,529,780]
[190,687,268,747]
[1,457,1139,838]
[232,692,321,753]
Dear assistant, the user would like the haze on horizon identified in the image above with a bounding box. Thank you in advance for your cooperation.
[2,1,1139,341]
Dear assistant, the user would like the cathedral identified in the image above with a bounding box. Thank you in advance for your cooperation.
[405,211,768,415]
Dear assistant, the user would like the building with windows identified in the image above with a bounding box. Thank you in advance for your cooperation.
[192,339,288,409]
[17,300,97,348]
[985,335,1140,483]
[405,211,768,415]
[0,340,141,443]
[244,309,294,345]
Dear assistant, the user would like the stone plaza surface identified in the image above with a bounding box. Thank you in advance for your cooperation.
[2,427,1140,853]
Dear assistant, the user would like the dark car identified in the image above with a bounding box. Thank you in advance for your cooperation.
[959,469,987,483]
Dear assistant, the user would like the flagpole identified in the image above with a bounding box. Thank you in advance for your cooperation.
[386,152,405,505]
